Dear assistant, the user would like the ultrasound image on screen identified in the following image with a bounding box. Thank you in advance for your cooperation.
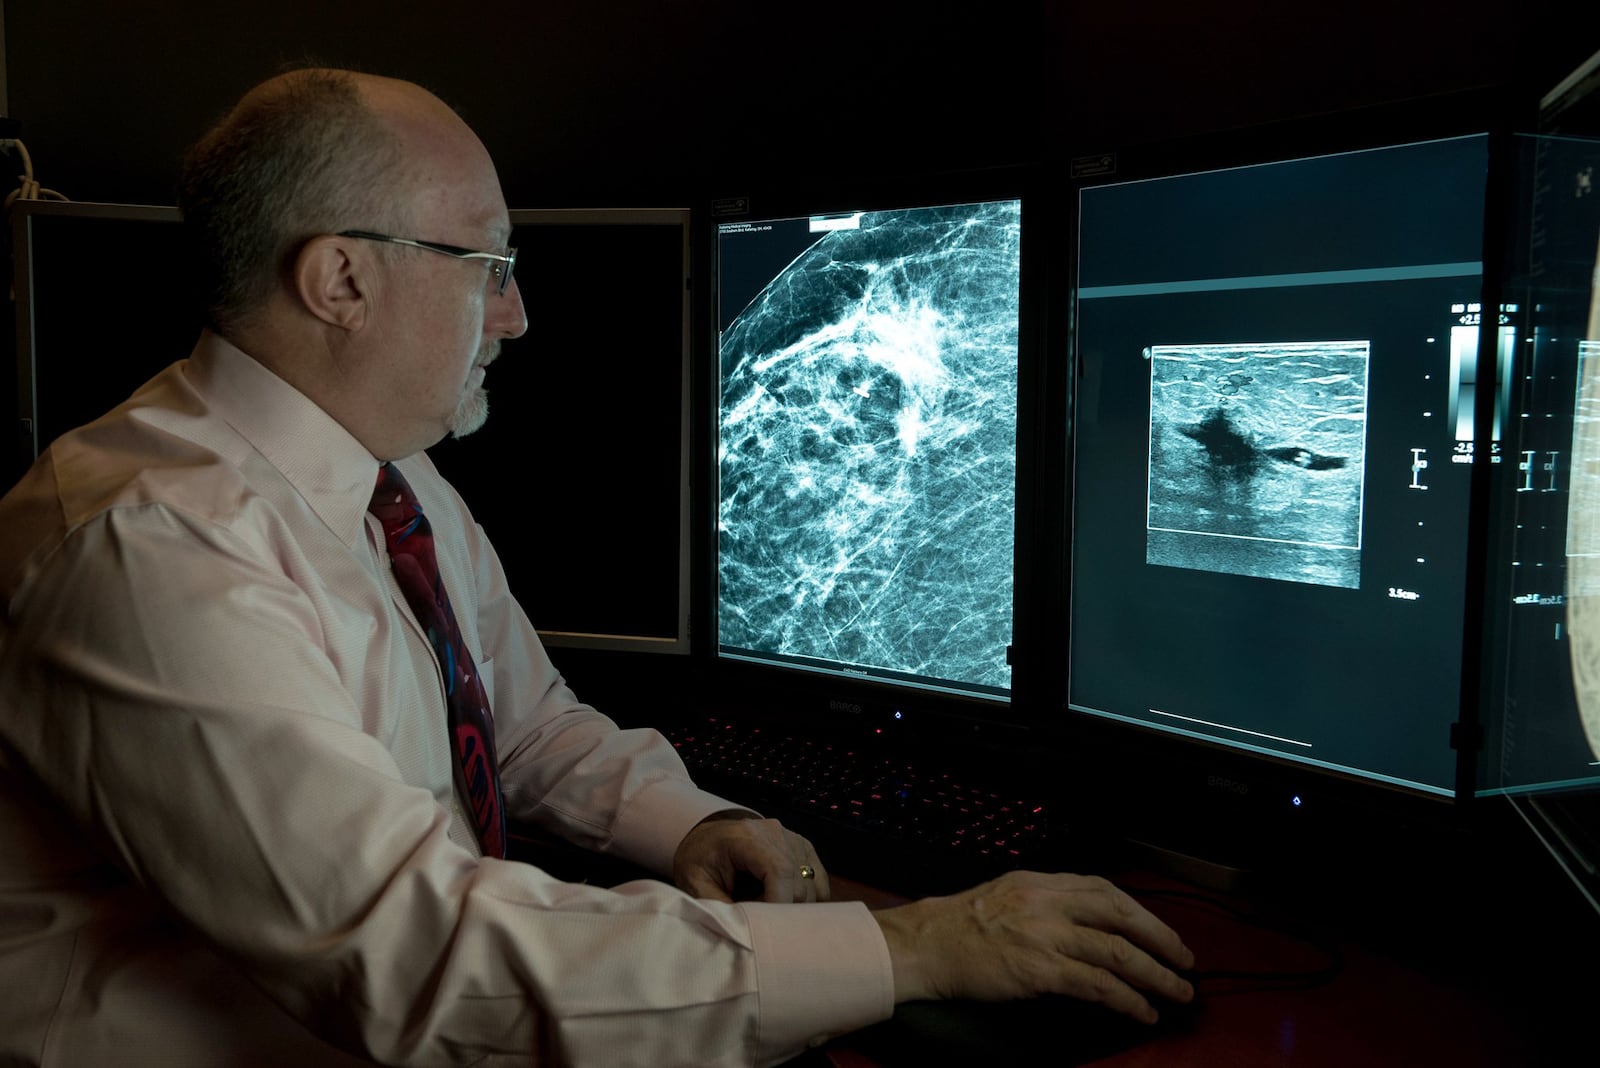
[1146,341,1370,589]
[717,200,1021,695]
[1069,133,1492,794]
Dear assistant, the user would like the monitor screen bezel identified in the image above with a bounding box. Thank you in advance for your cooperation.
[1493,44,1600,918]
[10,202,695,658]
[494,206,693,656]
[11,199,184,466]
[698,168,1052,741]
[1053,111,1511,865]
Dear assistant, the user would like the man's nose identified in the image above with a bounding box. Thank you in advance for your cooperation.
[489,275,529,340]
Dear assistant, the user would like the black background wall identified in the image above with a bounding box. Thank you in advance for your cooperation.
[5,1,1600,702]
[6,5,1600,1012]
[4,4,1599,663]
[6,1,1599,207]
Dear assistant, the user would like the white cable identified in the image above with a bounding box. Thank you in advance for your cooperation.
[1,138,68,209]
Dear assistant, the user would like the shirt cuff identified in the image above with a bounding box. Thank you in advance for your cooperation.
[606,775,756,876]
[742,899,896,1060]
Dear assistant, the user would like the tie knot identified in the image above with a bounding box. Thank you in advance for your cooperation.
[369,463,424,542]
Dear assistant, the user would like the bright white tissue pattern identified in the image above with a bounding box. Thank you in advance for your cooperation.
[718,200,1021,693]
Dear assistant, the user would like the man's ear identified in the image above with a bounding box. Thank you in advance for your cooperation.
[293,235,369,331]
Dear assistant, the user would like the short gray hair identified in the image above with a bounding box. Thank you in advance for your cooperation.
[177,68,405,337]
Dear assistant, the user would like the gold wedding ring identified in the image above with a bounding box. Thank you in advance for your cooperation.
[799,864,816,880]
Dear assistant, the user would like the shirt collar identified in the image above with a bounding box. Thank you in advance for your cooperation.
[183,330,382,547]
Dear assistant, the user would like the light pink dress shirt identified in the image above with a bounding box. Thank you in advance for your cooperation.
[0,332,894,1067]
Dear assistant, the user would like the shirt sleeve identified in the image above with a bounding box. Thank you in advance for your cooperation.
[440,473,744,876]
[0,500,893,1067]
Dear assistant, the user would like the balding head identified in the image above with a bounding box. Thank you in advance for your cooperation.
[178,68,526,460]
[178,68,468,340]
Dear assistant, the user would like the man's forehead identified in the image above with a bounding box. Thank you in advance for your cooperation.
[386,118,509,242]
[420,184,509,243]
[321,70,507,246]
[482,217,514,248]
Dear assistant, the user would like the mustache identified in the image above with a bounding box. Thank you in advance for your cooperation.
[476,343,500,369]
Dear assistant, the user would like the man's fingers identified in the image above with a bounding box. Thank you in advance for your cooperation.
[1054,927,1194,1009]
[872,869,1195,1017]
[687,875,735,904]
[1056,961,1163,1025]
[678,862,736,904]
[798,836,830,902]
[673,814,833,904]
[762,869,797,904]
[738,823,826,903]
[1023,878,1194,1007]
[1031,873,1195,975]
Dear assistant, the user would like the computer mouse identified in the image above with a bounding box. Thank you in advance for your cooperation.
[850,985,1202,1067]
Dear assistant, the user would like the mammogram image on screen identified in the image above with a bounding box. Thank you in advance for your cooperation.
[1146,341,1370,589]
[718,200,1020,693]
[1567,340,1600,759]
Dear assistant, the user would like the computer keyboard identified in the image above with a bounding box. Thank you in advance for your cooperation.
[664,714,1064,891]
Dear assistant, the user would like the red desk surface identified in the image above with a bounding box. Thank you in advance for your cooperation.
[822,871,1550,1067]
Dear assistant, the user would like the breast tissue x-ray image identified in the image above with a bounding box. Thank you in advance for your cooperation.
[716,199,1021,695]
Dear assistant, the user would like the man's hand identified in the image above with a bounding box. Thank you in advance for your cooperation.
[673,812,830,904]
[872,870,1194,1024]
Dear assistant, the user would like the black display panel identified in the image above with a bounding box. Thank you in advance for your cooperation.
[715,199,1022,698]
[12,202,691,655]
[1069,135,1493,796]
[10,201,198,479]
[427,209,691,653]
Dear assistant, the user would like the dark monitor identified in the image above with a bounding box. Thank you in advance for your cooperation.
[10,200,198,478]
[11,201,693,657]
[426,208,692,654]
[1066,133,1495,863]
[714,195,1024,702]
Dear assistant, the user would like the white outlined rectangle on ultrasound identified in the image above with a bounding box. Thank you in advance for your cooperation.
[1145,340,1371,589]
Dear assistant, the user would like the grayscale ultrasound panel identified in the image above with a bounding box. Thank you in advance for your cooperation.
[717,200,1021,696]
[1069,133,1492,795]
[1146,340,1370,589]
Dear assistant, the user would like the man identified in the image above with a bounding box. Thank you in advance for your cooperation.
[0,68,1193,1066]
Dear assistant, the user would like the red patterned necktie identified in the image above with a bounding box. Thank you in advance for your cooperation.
[369,463,507,858]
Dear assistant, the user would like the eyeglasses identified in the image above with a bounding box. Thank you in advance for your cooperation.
[337,230,518,296]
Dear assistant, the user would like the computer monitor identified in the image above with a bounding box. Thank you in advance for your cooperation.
[9,200,197,482]
[425,208,692,654]
[1484,46,1600,914]
[11,201,693,656]
[1488,130,1600,793]
[713,193,1025,703]
[1065,132,1496,863]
